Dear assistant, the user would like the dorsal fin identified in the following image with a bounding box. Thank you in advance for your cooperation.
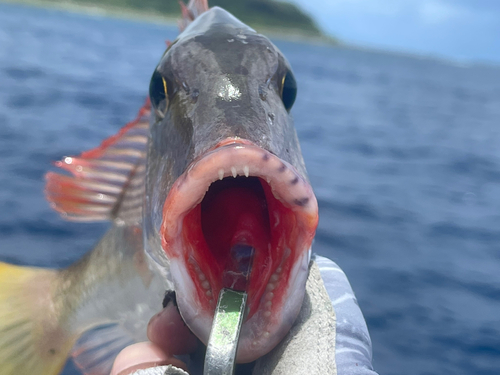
[178,0,210,31]
[45,100,150,223]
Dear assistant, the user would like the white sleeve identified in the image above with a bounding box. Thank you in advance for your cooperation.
[315,255,379,375]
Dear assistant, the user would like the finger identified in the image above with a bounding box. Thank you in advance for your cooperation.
[147,302,198,355]
[110,342,187,375]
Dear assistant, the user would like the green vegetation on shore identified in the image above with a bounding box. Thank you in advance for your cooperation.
[203,0,321,35]
[5,0,333,40]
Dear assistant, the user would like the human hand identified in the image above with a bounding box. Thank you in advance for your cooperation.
[109,256,378,375]
[110,302,198,375]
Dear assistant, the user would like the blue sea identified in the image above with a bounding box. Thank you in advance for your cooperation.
[1,3,500,375]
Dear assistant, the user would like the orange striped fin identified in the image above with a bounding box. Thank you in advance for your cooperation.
[45,100,151,223]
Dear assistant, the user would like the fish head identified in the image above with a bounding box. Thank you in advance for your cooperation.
[144,7,318,363]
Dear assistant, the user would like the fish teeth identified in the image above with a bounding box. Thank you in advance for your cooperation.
[231,166,237,178]
[218,169,224,180]
[243,165,249,177]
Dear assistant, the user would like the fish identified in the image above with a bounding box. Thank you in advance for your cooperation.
[0,0,318,374]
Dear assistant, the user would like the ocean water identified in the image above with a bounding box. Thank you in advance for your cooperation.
[1,3,500,375]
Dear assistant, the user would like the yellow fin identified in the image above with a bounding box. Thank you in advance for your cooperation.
[0,262,77,375]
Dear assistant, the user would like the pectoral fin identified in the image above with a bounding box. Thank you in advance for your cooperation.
[71,324,136,375]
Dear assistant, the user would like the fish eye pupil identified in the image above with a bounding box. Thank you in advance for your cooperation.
[149,69,168,115]
[281,70,297,112]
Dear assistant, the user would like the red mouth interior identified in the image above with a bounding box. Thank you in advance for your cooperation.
[181,176,296,318]
[201,177,270,290]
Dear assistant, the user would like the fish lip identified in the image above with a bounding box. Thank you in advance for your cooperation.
[160,137,318,361]
[161,138,317,240]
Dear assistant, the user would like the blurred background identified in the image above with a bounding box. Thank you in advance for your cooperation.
[0,0,499,374]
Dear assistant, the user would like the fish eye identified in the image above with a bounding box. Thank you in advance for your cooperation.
[149,69,169,118]
[281,70,297,112]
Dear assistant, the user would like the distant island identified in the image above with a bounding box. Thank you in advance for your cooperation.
[4,0,336,41]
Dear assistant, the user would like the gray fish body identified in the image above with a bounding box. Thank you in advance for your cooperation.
[47,6,317,368]
[56,223,167,342]
[44,4,315,360]
[143,6,319,362]
[145,7,307,263]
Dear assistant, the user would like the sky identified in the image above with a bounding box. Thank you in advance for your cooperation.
[291,0,500,64]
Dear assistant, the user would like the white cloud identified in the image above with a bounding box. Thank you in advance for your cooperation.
[292,0,466,21]
[418,0,466,24]
[288,0,500,62]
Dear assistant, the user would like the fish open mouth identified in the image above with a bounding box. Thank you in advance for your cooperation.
[160,138,318,362]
